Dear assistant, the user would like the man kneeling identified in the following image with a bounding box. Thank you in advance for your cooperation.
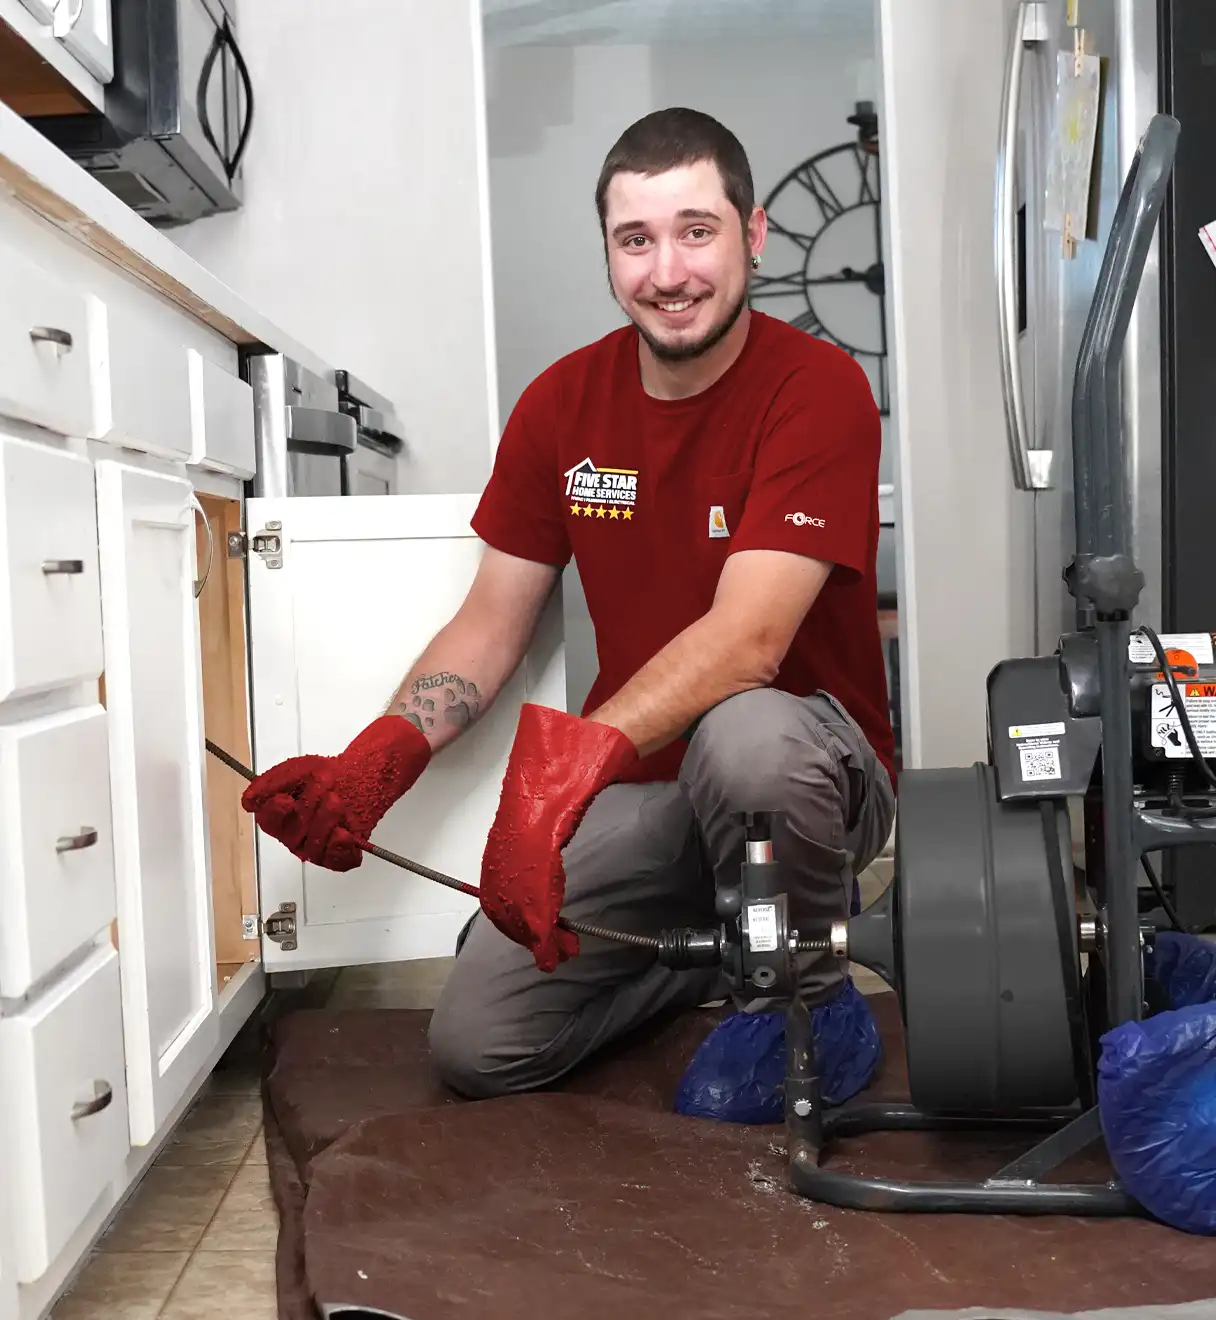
[240,107,896,1113]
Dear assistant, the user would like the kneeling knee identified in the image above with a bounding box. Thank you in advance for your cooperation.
[427,998,510,1100]
[685,689,809,807]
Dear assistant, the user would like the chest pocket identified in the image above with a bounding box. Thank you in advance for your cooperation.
[694,471,751,549]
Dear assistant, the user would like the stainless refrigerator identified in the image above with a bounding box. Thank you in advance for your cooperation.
[998,0,1216,928]
[996,0,1162,657]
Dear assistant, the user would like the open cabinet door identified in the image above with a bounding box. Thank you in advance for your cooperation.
[95,460,219,1145]
[246,494,566,973]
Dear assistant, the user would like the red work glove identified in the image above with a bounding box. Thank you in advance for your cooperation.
[479,704,638,972]
[240,716,432,871]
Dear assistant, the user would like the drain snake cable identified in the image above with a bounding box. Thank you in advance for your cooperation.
[204,739,830,957]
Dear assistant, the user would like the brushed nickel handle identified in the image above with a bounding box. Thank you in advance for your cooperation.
[29,326,74,351]
[56,828,98,854]
[52,0,85,37]
[71,1080,113,1121]
[42,559,84,575]
[995,1,1051,492]
[189,494,214,599]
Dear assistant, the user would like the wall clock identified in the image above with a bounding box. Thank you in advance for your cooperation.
[750,101,889,416]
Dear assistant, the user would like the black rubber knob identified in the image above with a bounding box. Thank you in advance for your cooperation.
[716,887,743,919]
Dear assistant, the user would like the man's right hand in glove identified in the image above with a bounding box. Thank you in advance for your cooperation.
[240,715,432,871]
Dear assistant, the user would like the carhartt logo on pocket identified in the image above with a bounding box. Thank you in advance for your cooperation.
[708,506,730,538]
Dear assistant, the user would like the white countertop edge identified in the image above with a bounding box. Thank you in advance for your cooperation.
[0,97,335,381]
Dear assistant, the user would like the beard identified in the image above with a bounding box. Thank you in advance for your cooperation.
[627,281,750,363]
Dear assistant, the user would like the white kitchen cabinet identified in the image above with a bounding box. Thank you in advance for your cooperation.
[0,242,97,439]
[0,1203,15,1320]
[188,349,256,478]
[54,0,114,84]
[0,434,103,704]
[0,705,116,998]
[95,459,218,1146]
[0,942,129,1285]
[92,300,193,462]
[15,0,55,21]
[246,493,566,973]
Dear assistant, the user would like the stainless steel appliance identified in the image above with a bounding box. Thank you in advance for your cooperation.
[249,356,405,499]
[996,0,1161,654]
[28,0,252,226]
[336,370,405,497]
[997,0,1216,926]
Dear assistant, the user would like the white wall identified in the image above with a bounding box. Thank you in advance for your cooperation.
[172,0,498,496]
[486,36,883,712]
[878,0,1036,768]
[486,38,880,428]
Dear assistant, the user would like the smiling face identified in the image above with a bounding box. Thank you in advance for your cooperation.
[603,159,766,364]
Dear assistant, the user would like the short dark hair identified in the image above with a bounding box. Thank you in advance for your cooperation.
[594,107,755,235]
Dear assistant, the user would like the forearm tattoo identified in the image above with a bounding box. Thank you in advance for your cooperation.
[395,672,482,734]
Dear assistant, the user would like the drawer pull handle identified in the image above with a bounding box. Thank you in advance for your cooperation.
[56,828,98,853]
[42,559,84,575]
[29,326,74,351]
[189,494,214,598]
[71,1081,114,1121]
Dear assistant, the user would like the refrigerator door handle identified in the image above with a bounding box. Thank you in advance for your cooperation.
[996,0,1051,491]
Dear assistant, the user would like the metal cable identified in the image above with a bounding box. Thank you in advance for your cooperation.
[206,739,830,956]
[208,740,664,950]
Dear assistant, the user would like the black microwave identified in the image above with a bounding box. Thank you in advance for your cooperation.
[28,0,253,227]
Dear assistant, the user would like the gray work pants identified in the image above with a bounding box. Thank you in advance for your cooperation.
[427,688,896,1100]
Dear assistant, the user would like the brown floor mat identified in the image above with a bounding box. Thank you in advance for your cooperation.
[262,993,1216,1320]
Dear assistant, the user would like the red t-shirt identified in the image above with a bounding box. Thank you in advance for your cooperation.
[471,310,895,785]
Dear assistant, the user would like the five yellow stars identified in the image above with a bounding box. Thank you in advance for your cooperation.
[569,503,633,520]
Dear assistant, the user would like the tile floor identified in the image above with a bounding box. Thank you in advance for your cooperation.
[50,854,897,1318]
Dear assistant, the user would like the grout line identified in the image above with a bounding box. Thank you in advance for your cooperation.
[154,1126,258,1318]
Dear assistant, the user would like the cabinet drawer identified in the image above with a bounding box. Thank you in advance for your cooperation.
[0,706,116,997]
[0,241,97,438]
[94,301,193,461]
[0,435,104,703]
[188,351,256,477]
[0,944,130,1284]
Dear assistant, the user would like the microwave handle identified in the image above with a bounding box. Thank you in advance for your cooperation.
[223,18,255,181]
[197,16,255,186]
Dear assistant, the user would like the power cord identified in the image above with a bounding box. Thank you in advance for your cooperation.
[1139,854,1184,933]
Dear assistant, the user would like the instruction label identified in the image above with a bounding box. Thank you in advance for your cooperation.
[1009,722,1065,782]
[1151,682,1216,759]
[1129,632,1215,666]
[747,903,778,954]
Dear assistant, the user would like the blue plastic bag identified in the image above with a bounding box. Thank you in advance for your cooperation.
[1146,930,1216,1009]
[673,978,882,1124]
[1097,1000,1216,1234]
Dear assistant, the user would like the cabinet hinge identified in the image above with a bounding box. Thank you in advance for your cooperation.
[241,913,259,941]
[227,531,247,559]
[251,520,283,570]
[262,902,297,950]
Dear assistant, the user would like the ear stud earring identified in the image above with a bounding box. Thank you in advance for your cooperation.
[751,254,761,269]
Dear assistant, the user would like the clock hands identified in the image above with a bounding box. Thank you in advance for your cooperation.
[751,261,884,298]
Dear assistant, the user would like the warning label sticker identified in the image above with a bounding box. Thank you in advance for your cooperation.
[747,903,778,954]
[1129,632,1215,666]
[1150,682,1216,759]
[1009,722,1065,782]
[1009,722,1066,740]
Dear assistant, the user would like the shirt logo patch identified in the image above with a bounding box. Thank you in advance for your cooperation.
[708,505,730,538]
[565,457,637,521]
